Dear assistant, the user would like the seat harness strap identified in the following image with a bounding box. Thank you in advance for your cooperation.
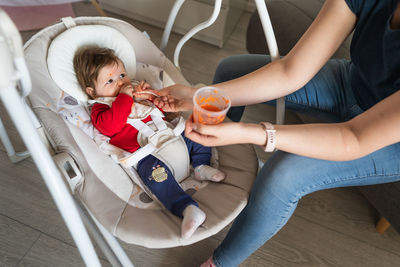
[119,115,184,168]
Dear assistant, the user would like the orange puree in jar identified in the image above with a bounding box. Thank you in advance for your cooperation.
[200,104,222,112]
[193,104,225,124]
[193,87,230,125]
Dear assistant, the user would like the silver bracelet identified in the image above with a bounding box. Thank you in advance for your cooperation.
[260,122,276,152]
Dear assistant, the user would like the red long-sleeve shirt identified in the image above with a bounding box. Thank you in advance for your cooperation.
[91,93,154,153]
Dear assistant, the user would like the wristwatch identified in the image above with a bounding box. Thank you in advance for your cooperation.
[260,122,276,152]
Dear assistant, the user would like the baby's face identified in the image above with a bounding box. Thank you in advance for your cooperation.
[94,60,131,97]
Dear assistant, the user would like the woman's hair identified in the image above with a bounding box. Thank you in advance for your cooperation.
[73,45,119,93]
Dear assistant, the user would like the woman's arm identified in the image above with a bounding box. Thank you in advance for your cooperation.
[157,0,356,110]
[186,90,400,161]
[216,0,357,106]
[276,90,400,161]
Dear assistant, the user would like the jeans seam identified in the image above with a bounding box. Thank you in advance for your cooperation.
[272,195,298,236]
[301,173,400,195]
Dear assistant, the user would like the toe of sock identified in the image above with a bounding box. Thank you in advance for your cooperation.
[211,172,225,182]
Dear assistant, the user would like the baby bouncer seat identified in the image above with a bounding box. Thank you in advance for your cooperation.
[23,11,258,250]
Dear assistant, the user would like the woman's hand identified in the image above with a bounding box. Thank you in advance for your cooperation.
[153,95,178,112]
[184,115,266,147]
[153,84,197,111]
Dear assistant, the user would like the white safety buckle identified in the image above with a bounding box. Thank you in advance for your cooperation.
[148,127,175,148]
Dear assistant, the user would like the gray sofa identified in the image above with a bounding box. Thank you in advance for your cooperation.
[246,0,400,233]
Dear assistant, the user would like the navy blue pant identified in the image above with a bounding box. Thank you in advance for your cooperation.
[136,136,211,217]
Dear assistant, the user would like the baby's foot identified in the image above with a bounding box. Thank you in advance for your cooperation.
[181,205,206,239]
[194,165,225,182]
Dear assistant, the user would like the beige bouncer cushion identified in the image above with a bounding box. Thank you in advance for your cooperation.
[25,16,258,248]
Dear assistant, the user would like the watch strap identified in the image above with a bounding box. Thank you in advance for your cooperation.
[260,122,276,152]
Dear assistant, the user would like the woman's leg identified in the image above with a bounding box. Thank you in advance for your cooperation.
[213,143,400,267]
[210,55,391,266]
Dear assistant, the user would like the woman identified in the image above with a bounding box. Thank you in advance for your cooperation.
[155,0,400,266]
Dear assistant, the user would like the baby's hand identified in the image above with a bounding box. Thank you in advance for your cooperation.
[119,84,134,97]
[135,81,151,91]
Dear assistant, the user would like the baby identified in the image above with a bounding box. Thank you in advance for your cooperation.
[73,45,225,239]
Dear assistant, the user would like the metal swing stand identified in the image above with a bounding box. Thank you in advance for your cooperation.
[0,8,129,267]
[0,0,283,266]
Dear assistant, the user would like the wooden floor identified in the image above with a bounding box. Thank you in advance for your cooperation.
[1,2,400,266]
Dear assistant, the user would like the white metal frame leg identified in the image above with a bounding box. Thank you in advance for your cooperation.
[253,0,285,125]
[0,86,102,267]
[160,0,223,68]
[0,8,101,264]
[0,117,30,163]
[160,0,185,52]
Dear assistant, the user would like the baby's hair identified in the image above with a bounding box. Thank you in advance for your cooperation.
[73,45,119,97]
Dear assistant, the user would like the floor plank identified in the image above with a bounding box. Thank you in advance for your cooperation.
[0,214,40,267]
[297,188,400,254]
[259,213,400,267]
[0,152,74,245]
[18,234,111,267]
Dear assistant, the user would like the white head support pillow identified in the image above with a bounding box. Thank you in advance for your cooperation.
[47,25,136,102]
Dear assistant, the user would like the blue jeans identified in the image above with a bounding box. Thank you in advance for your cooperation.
[211,55,400,267]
